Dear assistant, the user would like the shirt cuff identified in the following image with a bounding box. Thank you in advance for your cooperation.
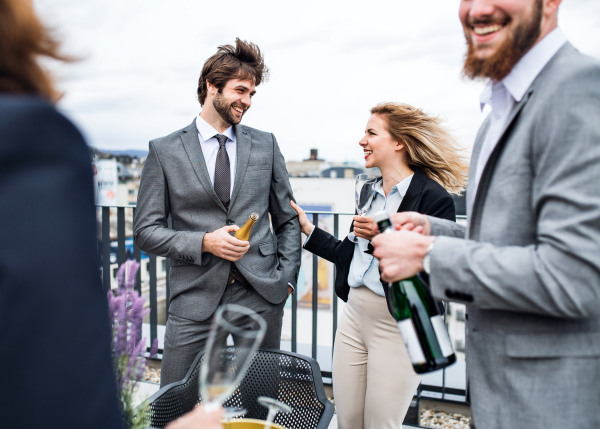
[303,227,316,246]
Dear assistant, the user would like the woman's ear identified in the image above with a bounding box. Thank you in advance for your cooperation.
[395,141,405,151]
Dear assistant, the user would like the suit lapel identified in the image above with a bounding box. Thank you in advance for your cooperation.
[466,117,490,217]
[229,124,251,208]
[397,167,427,212]
[180,119,227,211]
[469,88,535,238]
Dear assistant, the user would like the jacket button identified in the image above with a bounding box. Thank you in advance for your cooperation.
[226,219,235,225]
[232,267,237,273]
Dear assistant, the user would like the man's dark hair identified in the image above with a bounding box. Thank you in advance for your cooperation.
[197,38,269,106]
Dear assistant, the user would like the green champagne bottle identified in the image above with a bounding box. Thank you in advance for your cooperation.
[374,211,456,374]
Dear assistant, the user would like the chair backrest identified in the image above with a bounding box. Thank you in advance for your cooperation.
[140,349,335,429]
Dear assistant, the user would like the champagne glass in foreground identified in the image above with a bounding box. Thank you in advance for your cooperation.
[258,397,292,429]
[222,407,247,422]
[352,173,378,243]
[200,304,267,412]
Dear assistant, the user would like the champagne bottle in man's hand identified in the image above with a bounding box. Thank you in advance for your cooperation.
[234,213,259,241]
[374,211,456,374]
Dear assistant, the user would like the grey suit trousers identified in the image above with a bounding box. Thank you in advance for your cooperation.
[160,280,286,387]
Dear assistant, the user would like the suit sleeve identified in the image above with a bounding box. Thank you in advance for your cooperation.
[303,226,343,263]
[430,67,600,319]
[269,134,302,286]
[0,102,124,428]
[134,141,209,265]
[426,192,466,237]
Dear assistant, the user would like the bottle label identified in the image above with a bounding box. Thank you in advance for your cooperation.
[430,315,454,357]
[397,319,426,365]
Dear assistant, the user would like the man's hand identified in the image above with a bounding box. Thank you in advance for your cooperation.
[202,225,250,261]
[165,405,222,429]
[372,230,436,282]
[390,212,431,235]
[288,285,293,296]
[353,215,378,241]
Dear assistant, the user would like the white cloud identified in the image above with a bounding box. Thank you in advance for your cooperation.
[35,0,600,164]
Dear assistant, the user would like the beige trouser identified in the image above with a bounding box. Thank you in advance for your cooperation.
[333,286,421,429]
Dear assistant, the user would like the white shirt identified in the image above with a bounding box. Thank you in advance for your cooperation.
[195,115,237,196]
[347,174,413,297]
[474,28,568,191]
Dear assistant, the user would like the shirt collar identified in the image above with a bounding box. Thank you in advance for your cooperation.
[195,115,236,143]
[479,27,567,111]
[374,173,414,198]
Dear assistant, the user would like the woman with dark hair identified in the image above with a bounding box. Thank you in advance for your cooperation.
[291,102,468,429]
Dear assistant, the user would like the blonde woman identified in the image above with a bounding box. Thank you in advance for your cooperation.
[291,102,467,429]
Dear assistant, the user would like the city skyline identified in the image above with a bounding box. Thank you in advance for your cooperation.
[36,0,600,164]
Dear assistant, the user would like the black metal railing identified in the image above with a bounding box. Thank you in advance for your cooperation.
[98,205,467,404]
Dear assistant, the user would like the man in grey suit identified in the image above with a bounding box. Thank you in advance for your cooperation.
[134,38,301,387]
[372,0,600,428]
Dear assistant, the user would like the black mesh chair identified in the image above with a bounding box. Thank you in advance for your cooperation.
[138,349,335,429]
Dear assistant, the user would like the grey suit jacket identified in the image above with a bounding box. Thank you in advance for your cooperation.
[134,121,301,321]
[427,43,600,429]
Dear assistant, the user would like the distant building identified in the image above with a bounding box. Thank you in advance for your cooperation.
[321,166,364,178]
[286,149,380,178]
[286,149,325,177]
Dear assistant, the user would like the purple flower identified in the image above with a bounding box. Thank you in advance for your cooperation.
[108,259,157,421]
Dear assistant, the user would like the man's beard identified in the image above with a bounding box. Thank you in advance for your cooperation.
[462,0,543,81]
[213,90,245,126]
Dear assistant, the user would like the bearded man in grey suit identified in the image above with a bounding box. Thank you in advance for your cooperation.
[134,38,301,387]
[372,0,600,428]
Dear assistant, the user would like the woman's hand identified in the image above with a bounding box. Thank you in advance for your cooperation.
[353,215,378,241]
[290,200,315,236]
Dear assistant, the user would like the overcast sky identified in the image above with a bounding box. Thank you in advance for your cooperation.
[35,0,600,164]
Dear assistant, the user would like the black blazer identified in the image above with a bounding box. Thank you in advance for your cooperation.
[0,96,124,428]
[303,167,455,317]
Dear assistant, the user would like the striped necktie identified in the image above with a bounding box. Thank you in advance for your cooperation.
[214,134,230,209]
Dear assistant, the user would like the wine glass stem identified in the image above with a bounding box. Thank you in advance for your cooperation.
[263,407,277,429]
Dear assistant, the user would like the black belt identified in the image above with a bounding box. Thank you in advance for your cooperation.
[228,264,252,288]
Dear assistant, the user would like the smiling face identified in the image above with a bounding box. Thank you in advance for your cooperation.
[210,78,256,126]
[359,114,404,170]
[460,0,544,81]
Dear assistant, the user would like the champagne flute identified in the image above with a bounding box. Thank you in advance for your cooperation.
[222,407,247,422]
[200,304,267,412]
[258,397,292,429]
[352,173,377,243]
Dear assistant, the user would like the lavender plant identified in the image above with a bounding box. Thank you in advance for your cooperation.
[108,260,158,429]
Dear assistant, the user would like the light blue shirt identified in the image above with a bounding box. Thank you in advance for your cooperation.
[347,174,413,296]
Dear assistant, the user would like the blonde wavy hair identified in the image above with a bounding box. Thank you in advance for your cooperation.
[371,102,468,194]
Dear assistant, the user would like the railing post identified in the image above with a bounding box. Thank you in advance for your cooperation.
[101,207,111,292]
[132,208,142,297]
[149,254,158,347]
[166,216,172,319]
[332,214,339,357]
[117,207,126,267]
[292,277,297,353]
[312,214,319,360]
